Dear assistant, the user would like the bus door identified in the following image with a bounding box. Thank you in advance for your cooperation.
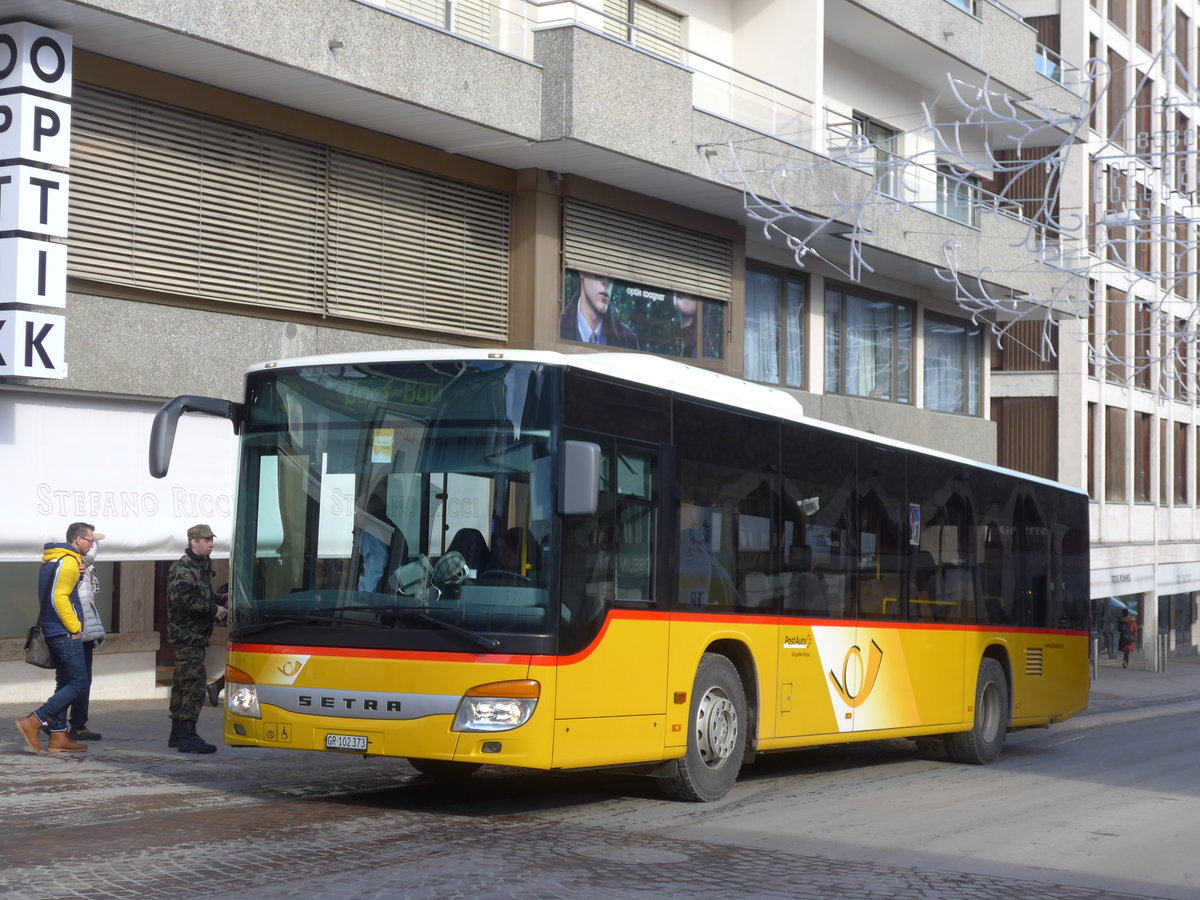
[554,433,670,767]
[777,425,856,739]
[842,443,950,735]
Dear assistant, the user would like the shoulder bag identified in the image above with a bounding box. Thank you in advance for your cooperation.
[24,625,54,668]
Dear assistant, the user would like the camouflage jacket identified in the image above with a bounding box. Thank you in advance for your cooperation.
[167,550,218,647]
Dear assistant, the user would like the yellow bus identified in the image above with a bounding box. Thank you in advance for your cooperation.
[151,350,1090,801]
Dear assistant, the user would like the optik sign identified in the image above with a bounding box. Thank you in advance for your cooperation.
[0,22,72,379]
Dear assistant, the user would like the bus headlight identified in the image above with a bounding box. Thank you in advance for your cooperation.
[225,667,261,719]
[452,680,539,732]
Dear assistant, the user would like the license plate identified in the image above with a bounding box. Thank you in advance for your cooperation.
[325,733,368,751]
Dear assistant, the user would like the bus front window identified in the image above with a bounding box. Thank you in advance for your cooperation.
[232,361,555,648]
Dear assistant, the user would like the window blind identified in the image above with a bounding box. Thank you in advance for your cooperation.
[68,84,510,340]
[562,199,732,300]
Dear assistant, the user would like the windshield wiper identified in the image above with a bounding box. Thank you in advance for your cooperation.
[229,613,389,640]
[396,609,501,651]
[231,609,501,650]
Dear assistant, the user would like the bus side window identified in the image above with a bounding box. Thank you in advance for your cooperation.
[613,446,657,605]
[560,444,615,648]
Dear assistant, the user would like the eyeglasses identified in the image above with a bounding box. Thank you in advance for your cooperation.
[80,536,95,545]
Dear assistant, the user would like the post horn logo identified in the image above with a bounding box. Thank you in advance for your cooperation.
[828,639,883,708]
[278,660,304,677]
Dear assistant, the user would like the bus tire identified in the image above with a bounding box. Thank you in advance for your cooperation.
[945,657,1009,765]
[662,653,746,802]
[407,758,482,779]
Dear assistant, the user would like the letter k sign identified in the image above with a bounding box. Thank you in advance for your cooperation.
[0,310,66,378]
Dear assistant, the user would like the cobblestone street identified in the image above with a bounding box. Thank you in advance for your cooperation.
[3,659,1198,900]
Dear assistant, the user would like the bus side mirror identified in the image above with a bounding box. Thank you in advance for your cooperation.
[150,395,244,478]
[559,440,600,516]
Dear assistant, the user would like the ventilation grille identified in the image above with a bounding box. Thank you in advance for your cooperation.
[1025,647,1045,677]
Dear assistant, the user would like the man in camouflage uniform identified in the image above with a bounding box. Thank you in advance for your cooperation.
[167,523,227,753]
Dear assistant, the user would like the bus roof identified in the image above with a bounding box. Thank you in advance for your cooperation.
[246,348,1086,497]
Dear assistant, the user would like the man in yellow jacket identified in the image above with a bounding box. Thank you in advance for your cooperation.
[14,522,100,754]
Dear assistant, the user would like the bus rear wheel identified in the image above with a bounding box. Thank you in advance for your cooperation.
[662,653,746,802]
[407,758,482,779]
[945,657,1009,765]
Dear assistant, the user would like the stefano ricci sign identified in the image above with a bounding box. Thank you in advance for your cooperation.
[0,22,72,379]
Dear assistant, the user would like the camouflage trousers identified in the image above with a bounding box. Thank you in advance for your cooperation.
[168,644,208,723]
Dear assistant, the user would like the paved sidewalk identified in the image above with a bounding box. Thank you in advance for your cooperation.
[1088,653,1200,712]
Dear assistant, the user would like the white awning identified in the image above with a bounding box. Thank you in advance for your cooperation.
[0,390,237,561]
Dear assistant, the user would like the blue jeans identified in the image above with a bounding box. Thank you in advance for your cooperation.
[34,635,88,732]
[62,641,96,731]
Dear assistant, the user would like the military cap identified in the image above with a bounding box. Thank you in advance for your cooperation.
[187,523,216,541]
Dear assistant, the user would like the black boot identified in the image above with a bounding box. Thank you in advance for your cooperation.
[206,677,225,708]
[176,720,217,754]
[168,719,184,748]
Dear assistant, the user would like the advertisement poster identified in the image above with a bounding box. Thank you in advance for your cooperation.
[560,269,724,361]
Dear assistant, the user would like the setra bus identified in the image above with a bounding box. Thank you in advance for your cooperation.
[150,349,1090,801]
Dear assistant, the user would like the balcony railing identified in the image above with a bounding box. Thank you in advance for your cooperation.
[825,109,1052,231]
[352,0,1066,235]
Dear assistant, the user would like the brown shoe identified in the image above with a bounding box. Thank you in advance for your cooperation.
[46,730,87,753]
[15,715,44,753]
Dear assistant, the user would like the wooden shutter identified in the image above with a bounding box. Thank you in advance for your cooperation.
[563,199,732,299]
[992,397,1058,481]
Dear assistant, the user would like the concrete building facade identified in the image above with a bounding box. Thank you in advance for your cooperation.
[3,0,1185,700]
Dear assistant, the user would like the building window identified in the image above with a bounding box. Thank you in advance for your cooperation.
[851,114,899,197]
[1135,301,1152,390]
[1108,48,1128,147]
[1176,317,1191,401]
[1106,286,1128,383]
[604,0,684,63]
[991,319,1057,372]
[825,286,912,403]
[1195,425,1200,504]
[1108,0,1128,33]
[936,163,979,226]
[993,397,1057,480]
[1177,9,1190,91]
[1088,401,1097,498]
[745,267,805,387]
[1136,0,1153,50]
[1135,411,1151,502]
[1161,419,1169,505]
[1176,422,1189,505]
[1106,405,1127,502]
[924,314,981,414]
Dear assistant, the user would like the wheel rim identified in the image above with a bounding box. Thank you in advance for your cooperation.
[979,681,1001,743]
[695,686,738,768]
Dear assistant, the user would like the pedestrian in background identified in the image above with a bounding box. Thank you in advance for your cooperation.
[1118,609,1138,669]
[66,534,108,741]
[167,523,227,753]
[14,522,98,754]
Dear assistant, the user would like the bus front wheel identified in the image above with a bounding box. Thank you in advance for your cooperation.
[407,758,482,779]
[662,653,746,802]
[945,657,1009,765]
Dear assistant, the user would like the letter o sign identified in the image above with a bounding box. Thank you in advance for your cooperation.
[0,23,73,98]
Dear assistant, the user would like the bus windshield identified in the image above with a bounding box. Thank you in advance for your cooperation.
[230,359,556,651]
